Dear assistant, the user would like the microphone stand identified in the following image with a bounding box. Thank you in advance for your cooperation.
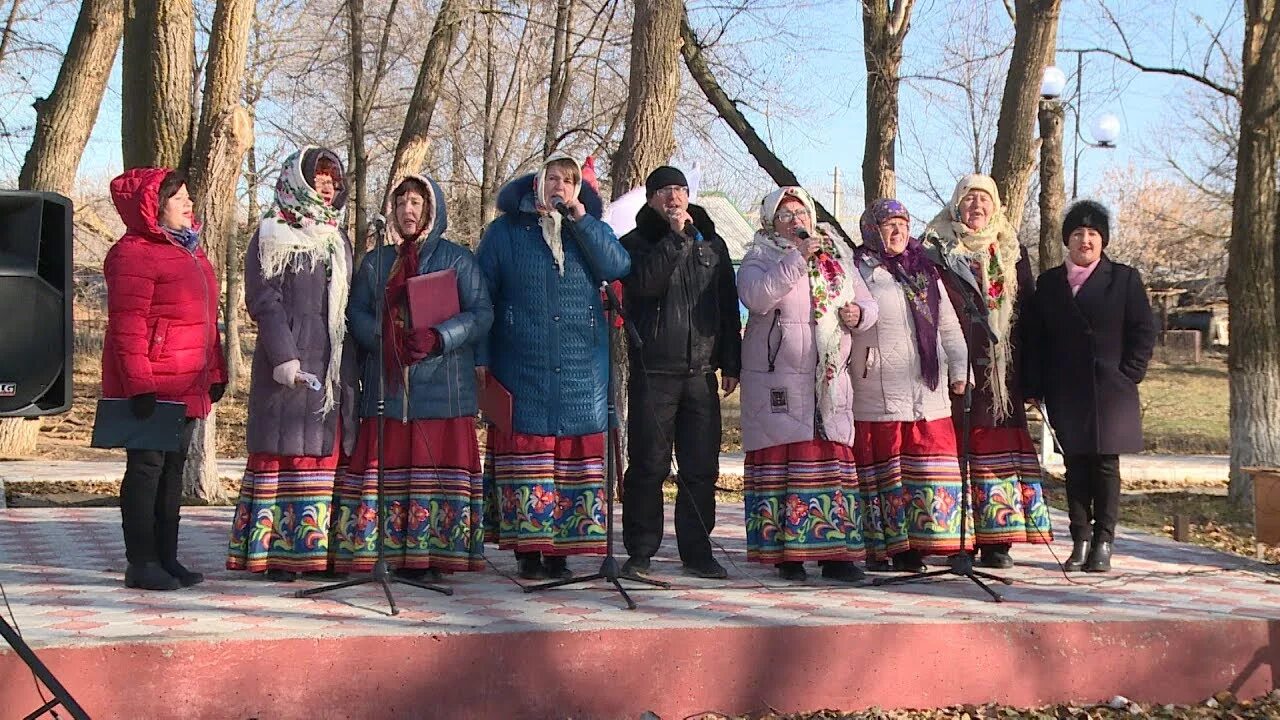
[298,216,452,615]
[874,238,1011,603]
[524,204,670,609]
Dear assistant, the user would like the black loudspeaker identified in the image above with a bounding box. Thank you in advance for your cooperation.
[0,191,73,417]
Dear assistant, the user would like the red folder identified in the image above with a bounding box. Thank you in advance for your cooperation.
[406,268,460,328]
[479,377,513,436]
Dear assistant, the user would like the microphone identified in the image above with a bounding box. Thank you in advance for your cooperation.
[795,227,825,258]
[665,208,695,238]
[553,199,574,220]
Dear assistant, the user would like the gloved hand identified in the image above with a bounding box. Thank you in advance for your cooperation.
[272,359,301,387]
[406,328,442,363]
[210,383,227,403]
[130,393,157,420]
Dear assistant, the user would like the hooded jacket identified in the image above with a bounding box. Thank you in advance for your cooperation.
[620,203,741,378]
[101,167,225,419]
[475,165,631,437]
[347,174,493,421]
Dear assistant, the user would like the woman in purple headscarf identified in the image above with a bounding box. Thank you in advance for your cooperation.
[850,199,971,572]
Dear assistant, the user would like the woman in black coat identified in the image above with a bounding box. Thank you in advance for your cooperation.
[1024,200,1157,574]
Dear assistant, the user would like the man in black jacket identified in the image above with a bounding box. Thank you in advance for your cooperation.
[619,166,741,579]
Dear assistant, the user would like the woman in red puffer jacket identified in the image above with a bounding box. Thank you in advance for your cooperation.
[102,167,226,591]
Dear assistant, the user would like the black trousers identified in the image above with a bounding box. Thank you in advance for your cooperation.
[622,371,720,565]
[120,419,195,565]
[1063,453,1121,543]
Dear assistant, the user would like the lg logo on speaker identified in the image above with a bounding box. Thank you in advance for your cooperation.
[0,383,15,397]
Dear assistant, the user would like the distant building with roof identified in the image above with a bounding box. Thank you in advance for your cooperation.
[696,192,755,267]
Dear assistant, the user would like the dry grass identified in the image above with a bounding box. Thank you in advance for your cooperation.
[1139,357,1229,454]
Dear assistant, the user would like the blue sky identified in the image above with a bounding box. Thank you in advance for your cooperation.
[8,0,1241,226]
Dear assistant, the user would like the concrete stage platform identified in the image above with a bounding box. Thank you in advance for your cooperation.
[1,505,1279,719]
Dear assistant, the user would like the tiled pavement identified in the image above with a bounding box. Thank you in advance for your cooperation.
[1,503,1278,651]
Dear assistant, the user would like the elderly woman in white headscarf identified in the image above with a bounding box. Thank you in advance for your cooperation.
[923,174,1053,569]
[736,186,878,582]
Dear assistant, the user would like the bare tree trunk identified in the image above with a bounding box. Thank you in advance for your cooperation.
[180,0,253,504]
[122,0,195,170]
[0,0,22,70]
[4,0,124,457]
[609,0,682,200]
[226,145,258,393]
[347,0,371,264]
[0,418,39,459]
[543,0,572,156]
[189,0,253,268]
[989,0,1060,230]
[860,0,914,204]
[680,12,844,233]
[386,0,464,189]
[479,5,499,228]
[1037,100,1065,273]
[1227,0,1280,507]
[19,0,123,194]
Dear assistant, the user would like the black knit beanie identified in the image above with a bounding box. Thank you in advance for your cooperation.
[1062,199,1110,247]
[645,166,688,197]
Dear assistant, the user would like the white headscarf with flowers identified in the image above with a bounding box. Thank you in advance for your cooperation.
[533,152,582,276]
[257,148,350,415]
[750,186,857,436]
[925,173,1021,421]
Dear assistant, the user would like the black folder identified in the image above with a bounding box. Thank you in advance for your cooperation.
[90,398,188,452]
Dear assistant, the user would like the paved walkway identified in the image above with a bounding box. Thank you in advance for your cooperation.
[0,452,1229,489]
[0,503,1275,650]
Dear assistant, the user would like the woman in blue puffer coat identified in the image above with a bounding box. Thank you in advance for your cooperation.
[476,153,631,580]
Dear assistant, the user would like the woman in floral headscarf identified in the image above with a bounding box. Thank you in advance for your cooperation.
[851,199,970,572]
[228,147,358,581]
[923,174,1053,568]
[736,186,878,582]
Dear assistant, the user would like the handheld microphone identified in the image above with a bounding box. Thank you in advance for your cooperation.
[553,199,574,220]
[795,227,825,258]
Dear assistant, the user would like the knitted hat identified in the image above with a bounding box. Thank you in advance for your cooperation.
[1062,200,1111,247]
[645,166,688,197]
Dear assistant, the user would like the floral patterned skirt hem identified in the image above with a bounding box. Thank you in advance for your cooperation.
[331,417,485,573]
[855,418,974,559]
[226,446,344,573]
[483,430,608,557]
[743,440,866,565]
[967,426,1054,546]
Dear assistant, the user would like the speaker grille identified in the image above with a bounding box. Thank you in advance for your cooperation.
[0,275,64,414]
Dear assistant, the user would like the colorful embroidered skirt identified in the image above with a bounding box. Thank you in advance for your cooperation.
[966,426,1054,546]
[483,431,607,556]
[855,418,972,559]
[227,444,344,573]
[743,439,866,565]
[332,417,485,573]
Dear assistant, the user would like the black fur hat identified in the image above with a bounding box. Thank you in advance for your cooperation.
[1061,199,1110,247]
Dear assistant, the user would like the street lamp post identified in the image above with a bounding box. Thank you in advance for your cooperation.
[1037,51,1121,273]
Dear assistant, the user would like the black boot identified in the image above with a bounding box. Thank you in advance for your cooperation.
[865,558,892,572]
[1084,541,1112,573]
[776,561,807,581]
[891,549,927,573]
[979,544,1014,569]
[161,560,204,587]
[543,555,572,579]
[516,551,546,580]
[1064,540,1090,572]
[125,562,182,591]
[819,560,865,583]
